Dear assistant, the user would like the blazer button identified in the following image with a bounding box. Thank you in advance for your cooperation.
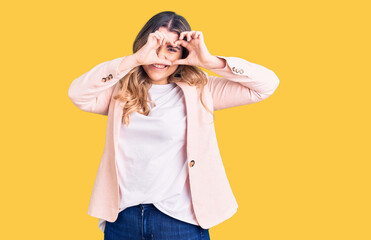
[108,74,113,79]
[101,78,107,82]
[189,160,195,167]
[239,69,244,74]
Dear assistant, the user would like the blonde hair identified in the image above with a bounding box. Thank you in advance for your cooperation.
[113,11,213,126]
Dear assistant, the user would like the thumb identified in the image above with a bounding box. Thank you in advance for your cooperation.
[156,58,173,66]
[172,59,188,65]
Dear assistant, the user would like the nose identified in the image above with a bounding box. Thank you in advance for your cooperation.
[156,46,167,59]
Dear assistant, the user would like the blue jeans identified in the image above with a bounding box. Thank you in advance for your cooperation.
[104,203,211,240]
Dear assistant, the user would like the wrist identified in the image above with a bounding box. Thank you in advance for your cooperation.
[118,54,140,73]
[203,55,226,70]
[127,54,141,67]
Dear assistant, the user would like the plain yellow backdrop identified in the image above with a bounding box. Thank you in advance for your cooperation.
[1,0,370,239]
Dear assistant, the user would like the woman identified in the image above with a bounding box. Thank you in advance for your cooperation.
[68,11,279,240]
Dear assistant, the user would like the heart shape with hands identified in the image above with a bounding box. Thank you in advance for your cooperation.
[135,30,217,69]
[171,30,214,68]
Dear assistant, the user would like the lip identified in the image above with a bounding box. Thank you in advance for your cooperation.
[150,64,169,71]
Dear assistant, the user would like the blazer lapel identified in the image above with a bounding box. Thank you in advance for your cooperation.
[175,81,199,161]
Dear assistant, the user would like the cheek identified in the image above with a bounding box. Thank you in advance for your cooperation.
[142,66,149,74]
[168,65,177,71]
[169,52,182,61]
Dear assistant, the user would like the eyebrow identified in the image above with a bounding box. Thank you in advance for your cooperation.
[167,45,181,50]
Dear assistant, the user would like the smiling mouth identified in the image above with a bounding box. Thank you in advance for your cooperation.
[151,64,169,70]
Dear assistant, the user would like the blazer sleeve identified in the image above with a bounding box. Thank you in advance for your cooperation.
[204,56,280,111]
[68,56,133,116]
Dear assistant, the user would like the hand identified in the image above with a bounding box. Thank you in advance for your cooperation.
[133,30,177,66]
[171,31,214,68]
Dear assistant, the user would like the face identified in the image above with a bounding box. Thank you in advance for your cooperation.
[142,27,183,85]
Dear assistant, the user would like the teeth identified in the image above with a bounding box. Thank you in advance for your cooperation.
[153,64,168,69]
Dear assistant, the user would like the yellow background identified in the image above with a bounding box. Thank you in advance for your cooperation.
[1,0,370,239]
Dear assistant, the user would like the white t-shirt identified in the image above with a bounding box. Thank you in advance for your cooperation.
[98,82,199,233]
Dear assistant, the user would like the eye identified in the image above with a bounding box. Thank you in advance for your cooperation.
[168,48,177,52]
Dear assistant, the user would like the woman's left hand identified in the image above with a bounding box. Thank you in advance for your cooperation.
[171,31,216,69]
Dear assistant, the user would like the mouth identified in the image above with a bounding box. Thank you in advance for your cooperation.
[151,64,169,70]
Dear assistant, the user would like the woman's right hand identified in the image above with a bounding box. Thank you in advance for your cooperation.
[133,30,176,66]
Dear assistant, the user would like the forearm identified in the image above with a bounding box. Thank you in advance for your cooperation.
[118,54,141,74]
[68,55,136,115]
[202,55,228,70]
[205,55,280,99]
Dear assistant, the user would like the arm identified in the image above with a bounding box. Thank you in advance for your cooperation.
[67,55,139,115]
[203,56,280,111]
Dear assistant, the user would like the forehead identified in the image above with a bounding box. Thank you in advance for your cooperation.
[157,26,179,41]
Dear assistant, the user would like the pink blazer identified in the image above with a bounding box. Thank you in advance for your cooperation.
[68,55,279,229]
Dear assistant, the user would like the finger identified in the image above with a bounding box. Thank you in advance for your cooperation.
[179,31,190,41]
[198,31,204,41]
[195,31,201,39]
[167,39,177,47]
[162,35,168,46]
[154,31,160,39]
[172,58,188,65]
[168,39,176,47]
[159,32,165,45]
[154,31,164,45]
[153,32,161,42]
[162,34,168,46]
[186,32,193,41]
[187,31,196,41]
[158,31,166,45]
[156,58,172,66]
[190,30,197,39]
[173,39,181,47]
[179,32,184,40]
[175,39,189,49]
[150,33,159,42]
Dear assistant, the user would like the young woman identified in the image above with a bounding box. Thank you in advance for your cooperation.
[68,11,279,240]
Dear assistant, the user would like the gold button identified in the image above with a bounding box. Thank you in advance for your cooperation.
[108,74,113,79]
[101,78,107,82]
[189,160,195,167]
[232,67,236,72]
[239,69,244,74]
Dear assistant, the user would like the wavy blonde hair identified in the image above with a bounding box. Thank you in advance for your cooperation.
[113,11,213,126]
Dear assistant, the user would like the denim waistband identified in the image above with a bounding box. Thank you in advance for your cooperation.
[139,203,155,209]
